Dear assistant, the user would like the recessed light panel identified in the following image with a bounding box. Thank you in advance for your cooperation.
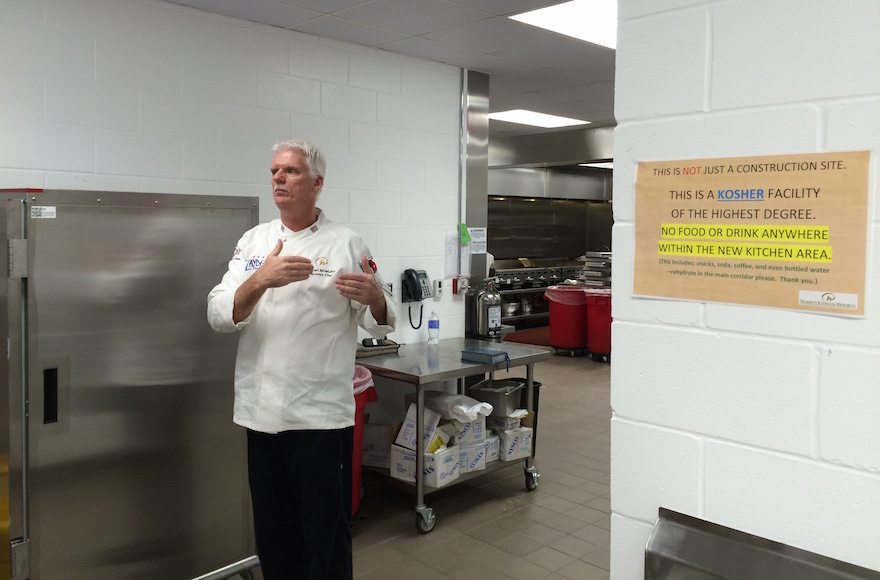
[510,0,617,50]
[489,109,590,128]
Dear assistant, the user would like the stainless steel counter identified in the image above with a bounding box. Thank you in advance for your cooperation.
[359,337,551,385]
[359,337,552,533]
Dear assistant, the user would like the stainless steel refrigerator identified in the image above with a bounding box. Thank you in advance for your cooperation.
[0,190,259,580]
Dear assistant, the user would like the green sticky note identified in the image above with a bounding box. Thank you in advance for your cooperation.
[459,224,471,244]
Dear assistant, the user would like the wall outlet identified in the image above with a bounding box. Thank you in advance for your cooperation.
[433,279,443,297]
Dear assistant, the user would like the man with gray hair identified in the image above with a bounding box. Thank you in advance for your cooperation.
[208,139,396,579]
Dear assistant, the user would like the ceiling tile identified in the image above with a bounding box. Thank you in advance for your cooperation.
[446,0,562,17]
[276,0,375,13]
[383,37,481,63]
[293,15,409,46]
[423,16,551,54]
[334,0,492,37]
[179,0,319,28]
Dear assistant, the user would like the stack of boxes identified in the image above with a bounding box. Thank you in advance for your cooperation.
[471,379,534,462]
[361,380,534,489]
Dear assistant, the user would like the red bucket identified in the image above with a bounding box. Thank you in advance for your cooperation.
[352,365,377,517]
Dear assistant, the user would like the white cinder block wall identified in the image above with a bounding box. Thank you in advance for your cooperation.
[612,0,880,576]
[0,0,464,345]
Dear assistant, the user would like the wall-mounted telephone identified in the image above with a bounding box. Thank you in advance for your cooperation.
[402,269,432,303]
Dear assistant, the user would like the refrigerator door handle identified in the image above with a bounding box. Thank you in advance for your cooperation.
[43,368,58,424]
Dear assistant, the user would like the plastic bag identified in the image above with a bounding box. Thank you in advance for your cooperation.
[422,391,493,423]
[352,365,374,395]
[544,285,588,305]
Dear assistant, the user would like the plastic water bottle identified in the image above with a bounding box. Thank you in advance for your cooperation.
[428,311,440,345]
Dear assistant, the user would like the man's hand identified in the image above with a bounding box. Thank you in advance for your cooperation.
[233,240,313,323]
[257,239,314,287]
[336,255,388,324]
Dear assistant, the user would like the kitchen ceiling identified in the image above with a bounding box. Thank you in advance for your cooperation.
[158,0,616,138]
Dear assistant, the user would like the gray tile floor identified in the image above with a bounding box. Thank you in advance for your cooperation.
[351,352,612,580]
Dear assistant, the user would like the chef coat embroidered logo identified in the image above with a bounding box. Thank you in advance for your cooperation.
[312,256,335,278]
[310,225,319,233]
[244,255,265,271]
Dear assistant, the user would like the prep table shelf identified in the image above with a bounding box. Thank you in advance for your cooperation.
[359,337,551,533]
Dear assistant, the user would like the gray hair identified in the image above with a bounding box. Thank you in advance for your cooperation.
[272,139,327,183]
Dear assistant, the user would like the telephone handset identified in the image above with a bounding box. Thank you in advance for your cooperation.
[402,269,432,303]
[402,269,432,330]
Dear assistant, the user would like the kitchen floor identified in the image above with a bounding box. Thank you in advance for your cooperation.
[350,350,612,580]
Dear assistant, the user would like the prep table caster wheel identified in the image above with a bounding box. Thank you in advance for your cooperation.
[525,470,539,491]
[415,510,436,534]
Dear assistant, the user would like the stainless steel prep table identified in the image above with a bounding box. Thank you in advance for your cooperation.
[359,337,552,533]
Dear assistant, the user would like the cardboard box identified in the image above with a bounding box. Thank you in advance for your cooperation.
[389,444,460,488]
[485,435,500,462]
[361,422,398,469]
[487,415,520,431]
[497,427,533,461]
[451,415,486,446]
[457,440,487,473]
[394,403,442,451]
[427,425,453,454]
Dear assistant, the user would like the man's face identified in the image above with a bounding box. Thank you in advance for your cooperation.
[271,148,322,213]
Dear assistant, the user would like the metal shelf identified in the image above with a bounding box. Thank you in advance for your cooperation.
[501,312,549,323]
[365,456,529,496]
[499,287,548,295]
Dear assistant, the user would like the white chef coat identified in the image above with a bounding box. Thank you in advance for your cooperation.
[207,209,396,434]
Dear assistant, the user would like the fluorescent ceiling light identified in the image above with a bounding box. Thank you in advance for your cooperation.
[510,0,617,50]
[489,109,590,128]
[580,162,613,169]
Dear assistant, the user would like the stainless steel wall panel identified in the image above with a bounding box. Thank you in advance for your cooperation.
[488,126,614,168]
[488,167,611,201]
[463,70,490,336]
[586,201,613,251]
[546,170,609,201]
[487,197,610,260]
[488,167,545,198]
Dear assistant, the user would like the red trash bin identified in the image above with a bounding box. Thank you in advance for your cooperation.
[544,286,588,350]
[584,288,612,359]
[352,365,377,518]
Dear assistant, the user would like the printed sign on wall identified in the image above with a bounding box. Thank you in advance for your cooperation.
[634,151,870,316]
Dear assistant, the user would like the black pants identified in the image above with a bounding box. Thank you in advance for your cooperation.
[247,427,354,580]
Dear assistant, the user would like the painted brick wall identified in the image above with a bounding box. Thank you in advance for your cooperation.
[612,0,880,576]
[0,0,463,344]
